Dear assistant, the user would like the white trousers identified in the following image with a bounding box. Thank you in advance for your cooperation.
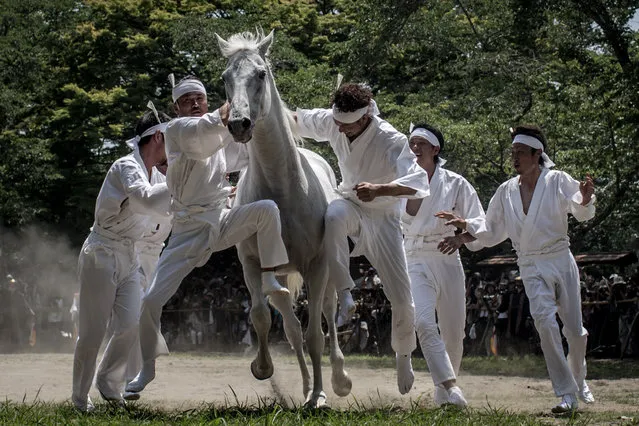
[139,200,289,363]
[324,199,416,355]
[407,250,466,385]
[121,247,163,382]
[72,233,141,407]
[519,250,587,396]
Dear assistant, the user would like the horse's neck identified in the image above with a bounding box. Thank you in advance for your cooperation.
[248,95,307,193]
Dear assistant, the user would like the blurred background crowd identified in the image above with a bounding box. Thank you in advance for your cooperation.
[2,249,638,359]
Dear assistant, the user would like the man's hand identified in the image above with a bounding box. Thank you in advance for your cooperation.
[580,175,595,206]
[434,210,467,230]
[219,101,230,126]
[354,182,381,202]
[437,235,464,255]
[226,185,237,209]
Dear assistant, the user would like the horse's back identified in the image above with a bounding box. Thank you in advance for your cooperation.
[297,147,338,204]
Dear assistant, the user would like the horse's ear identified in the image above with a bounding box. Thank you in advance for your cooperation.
[257,30,274,58]
[215,33,230,57]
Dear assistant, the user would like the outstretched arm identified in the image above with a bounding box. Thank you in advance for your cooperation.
[165,106,230,161]
[353,182,416,202]
[434,210,468,230]
[294,108,334,142]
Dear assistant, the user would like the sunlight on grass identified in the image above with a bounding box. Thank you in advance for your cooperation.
[3,353,636,424]
[0,399,579,425]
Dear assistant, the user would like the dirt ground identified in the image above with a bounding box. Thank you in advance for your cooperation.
[1,352,637,415]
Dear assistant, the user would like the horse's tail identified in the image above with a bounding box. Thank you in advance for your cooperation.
[287,272,304,302]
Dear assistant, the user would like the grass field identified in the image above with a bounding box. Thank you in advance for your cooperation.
[0,401,587,426]
[1,354,637,425]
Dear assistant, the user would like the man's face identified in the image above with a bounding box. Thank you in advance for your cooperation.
[409,136,440,163]
[334,115,370,139]
[511,142,540,174]
[175,91,208,117]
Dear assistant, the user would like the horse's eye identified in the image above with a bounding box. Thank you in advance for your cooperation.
[258,70,266,79]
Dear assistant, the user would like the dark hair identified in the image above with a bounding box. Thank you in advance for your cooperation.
[411,123,445,164]
[332,83,372,113]
[511,124,547,165]
[135,110,171,147]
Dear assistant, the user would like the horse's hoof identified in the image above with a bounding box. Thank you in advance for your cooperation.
[250,358,274,380]
[331,371,352,397]
[304,391,328,409]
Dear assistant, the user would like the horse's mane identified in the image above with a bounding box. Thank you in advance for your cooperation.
[219,30,266,59]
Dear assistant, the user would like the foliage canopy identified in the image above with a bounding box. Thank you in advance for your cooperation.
[1,0,638,255]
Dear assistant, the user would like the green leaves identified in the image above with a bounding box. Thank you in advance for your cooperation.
[1,0,638,251]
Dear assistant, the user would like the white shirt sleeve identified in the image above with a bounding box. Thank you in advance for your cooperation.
[118,160,171,217]
[165,110,228,160]
[466,185,509,249]
[295,108,334,142]
[557,171,596,222]
[387,137,430,199]
[456,179,487,251]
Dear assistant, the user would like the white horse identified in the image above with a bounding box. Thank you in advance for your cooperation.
[216,30,351,407]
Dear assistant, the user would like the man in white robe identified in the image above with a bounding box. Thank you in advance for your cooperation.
[438,124,596,413]
[295,83,429,394]
[126,76,290,396]
[118,143,174,395]
[72,110,172,412]
[402,124,485,407]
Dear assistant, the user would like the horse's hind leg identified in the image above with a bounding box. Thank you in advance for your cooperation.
[323,279,352,397]
[267,282,311,398]
[240,255,274,380]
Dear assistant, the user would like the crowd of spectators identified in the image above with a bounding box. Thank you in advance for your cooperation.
[459,267,639,358]
[0,274,74,352]
[2,250,638,359]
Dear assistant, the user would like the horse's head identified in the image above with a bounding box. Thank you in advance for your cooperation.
[216,30,274,143]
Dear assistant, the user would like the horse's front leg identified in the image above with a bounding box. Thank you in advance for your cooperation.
[267,277,311,399]
[323,277,352,398]
[301,258,331,408]
[239,252,274,381]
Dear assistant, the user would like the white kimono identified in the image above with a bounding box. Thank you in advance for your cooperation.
[466,168,595,396]
[72,150,170,409]
[138,110,288,366]
[296,107,429,355]
[402,166,485,386]
[121,166,174,382]
[137,168,174,288]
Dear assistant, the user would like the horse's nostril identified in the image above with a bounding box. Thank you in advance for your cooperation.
[241,118,251,129]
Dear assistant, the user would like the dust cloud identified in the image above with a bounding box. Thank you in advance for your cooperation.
[1,224,80,353]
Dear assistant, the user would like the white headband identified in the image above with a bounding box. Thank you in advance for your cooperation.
[332,99,380,124]
[512,134,555,168]
[126,122,168,150]
[409,128,440,147]
[171,79,207,103]
[409,123,447,166]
